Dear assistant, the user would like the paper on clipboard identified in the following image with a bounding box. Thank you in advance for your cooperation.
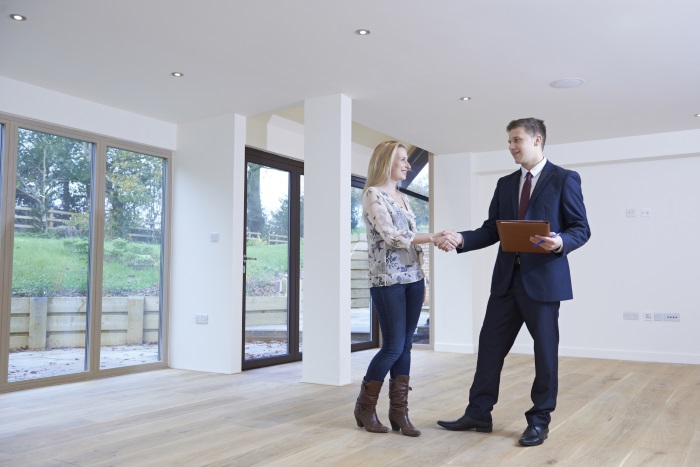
[496,220,551,253]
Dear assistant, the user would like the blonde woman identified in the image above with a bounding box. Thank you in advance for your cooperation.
[354,141,457,436]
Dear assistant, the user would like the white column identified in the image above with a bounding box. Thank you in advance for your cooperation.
[170,113,245,374]
[302,94,352,385]
[432,152,477,353]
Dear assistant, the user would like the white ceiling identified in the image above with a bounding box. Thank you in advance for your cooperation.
[1,0,699,154]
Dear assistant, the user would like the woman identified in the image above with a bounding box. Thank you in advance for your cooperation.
[354,141,456,436]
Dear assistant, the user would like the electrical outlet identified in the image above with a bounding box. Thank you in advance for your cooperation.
[623,312,639,320]
[640,208,651,217]
[654,313,665,321]
[642,312,653,321]
[664,313,680,322]
[195,314,209,324]
[625,208,636,218]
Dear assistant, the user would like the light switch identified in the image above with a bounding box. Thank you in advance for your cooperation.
[210,232,219,242]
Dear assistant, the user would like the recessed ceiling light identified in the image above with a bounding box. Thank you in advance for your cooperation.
[355,29,370,35]
[171,72,184,77]
[460,97,472,101]
[549,78,584,89]
[695,113,700,118]
[10,14,27,21]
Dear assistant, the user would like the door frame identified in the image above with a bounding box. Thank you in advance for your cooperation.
[242,147,303,370]
[350,176,379,352]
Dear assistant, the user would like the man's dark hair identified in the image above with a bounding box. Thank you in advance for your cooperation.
[507,118,547,151]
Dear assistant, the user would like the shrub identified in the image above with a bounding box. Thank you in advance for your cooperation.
[63,238,89,255]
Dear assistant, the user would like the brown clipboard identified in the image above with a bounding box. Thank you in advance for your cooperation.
[496,220,551,253]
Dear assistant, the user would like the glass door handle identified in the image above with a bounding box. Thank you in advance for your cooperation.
[243,256,257,261]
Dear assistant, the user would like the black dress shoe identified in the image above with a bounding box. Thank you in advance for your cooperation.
[437,414,493,432]
[518,425,549,446]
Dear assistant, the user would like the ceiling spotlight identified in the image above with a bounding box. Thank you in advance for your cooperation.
[549,78,584,89]
[10,14,27,21]
[171,72,184,77]
[355,29,370,35]
[695,114,700,118]
[460,97,472,101]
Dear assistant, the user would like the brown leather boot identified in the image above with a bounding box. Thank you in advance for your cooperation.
[388,375,421,437]
[354,378,389,433]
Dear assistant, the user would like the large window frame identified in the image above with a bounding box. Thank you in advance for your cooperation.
[0,113,172,393]
[351,175,380,352]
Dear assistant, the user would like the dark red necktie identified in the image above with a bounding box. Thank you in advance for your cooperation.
[518,172,532,220]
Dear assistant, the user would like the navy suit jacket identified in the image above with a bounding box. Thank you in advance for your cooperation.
[457,161,591,302]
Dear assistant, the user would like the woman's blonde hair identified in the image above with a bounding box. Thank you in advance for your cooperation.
[363,141,406,194]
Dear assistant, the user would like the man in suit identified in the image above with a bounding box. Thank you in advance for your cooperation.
[436,118,591,446]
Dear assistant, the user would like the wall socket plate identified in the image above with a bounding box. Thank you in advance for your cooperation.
[642,312,653,321]
[623,312,639,320]
[664,313,680,322]
[625,208,636,218]
[195,314,209,324]
[654,313,665,321]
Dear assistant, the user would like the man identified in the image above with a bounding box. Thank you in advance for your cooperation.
[436,118,590,446]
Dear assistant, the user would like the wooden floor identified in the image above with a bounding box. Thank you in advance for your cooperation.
[1,349,699,466]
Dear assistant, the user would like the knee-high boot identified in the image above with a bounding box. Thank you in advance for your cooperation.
[388,375,421,437]
[354,378,389,433]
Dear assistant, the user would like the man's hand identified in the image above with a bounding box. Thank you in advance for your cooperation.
[434,230,462,252]
[531,231,562,252]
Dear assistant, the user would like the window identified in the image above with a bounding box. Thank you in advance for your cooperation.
[400,146,431,346]
[0,114,171,392]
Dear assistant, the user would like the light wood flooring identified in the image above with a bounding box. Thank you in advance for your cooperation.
[1,349,699,466]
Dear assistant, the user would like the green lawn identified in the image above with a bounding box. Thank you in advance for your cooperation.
[11,235,161,297]
[244,241,302,296]
[11,235,295,297]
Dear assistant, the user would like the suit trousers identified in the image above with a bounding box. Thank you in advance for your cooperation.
[465,264,560,427]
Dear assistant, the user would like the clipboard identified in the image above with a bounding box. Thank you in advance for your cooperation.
[496,220,551,253]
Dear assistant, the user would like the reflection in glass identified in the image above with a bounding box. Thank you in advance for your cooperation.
[100,147,165,369]
[351,186,372,343]
[406,194,430,345]
[405,162,429,197]
[9,128,92,381]
[299,175,304,353]
[244,163,290,360]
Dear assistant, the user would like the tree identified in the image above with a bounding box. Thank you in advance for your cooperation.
[105,148,164,240]
[15,129,91,233]
[404,172,429,232]
[351,188,363,231]
[269,196,289,237]
[246,163,266,239]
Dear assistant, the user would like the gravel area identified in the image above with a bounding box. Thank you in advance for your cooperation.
[8,344,159,382]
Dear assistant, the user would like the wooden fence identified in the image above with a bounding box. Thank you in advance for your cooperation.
[9,296,160,350]
[14,205,73,230]
[246,231,288,245]
[14,205,159,241]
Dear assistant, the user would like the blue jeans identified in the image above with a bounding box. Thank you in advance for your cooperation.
[364,279,425,381]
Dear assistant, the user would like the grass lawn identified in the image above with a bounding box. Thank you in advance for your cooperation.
[11,235,296,297]
[11,235,161,297]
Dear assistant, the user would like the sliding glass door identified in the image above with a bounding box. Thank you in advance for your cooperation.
[0,115,170,391]
[243,148,302,369]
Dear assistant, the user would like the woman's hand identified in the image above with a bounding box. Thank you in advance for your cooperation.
[433,230,460,252]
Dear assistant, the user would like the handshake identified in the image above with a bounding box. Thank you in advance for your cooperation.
[431,230,462,252]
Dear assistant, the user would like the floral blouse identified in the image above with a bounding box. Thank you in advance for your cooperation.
[362,187,425,287]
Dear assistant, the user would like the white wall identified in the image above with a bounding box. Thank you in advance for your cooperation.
[0,76,176,150]
[433,129,700,364]
[170,114,245,373]
[246,114,373,177]
[431,152,478,353]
